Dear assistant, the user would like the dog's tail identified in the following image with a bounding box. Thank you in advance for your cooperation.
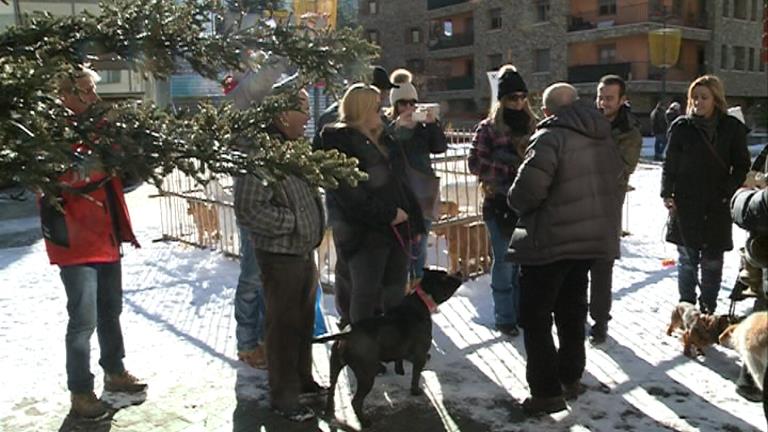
[312,331,350,344]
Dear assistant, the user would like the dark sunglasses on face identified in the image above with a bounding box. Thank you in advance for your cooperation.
[397,100,417,107]
[505,94,527,102]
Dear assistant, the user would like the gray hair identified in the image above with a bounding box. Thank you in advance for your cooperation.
[542,82,578,113]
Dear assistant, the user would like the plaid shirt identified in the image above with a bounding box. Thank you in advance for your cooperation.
[468,119,525,195]
[234,172,325,256]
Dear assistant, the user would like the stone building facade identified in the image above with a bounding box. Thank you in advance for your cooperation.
[359,0,767,131]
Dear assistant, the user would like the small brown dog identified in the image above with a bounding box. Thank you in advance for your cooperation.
[187,200,220,245]
[719,311,768,391]
[432,221,490,275]
[438,200,460,220]
[666,301,730,357]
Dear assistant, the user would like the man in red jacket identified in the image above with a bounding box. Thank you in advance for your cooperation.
[43,68,146,419]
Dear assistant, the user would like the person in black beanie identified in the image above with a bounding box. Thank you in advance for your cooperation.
[469,64,537,337]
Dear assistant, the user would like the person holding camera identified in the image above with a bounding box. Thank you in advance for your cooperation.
[468,65,537,337]
[385,68,447,280]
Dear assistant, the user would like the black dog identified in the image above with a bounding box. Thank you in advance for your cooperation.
[315,269,463,427]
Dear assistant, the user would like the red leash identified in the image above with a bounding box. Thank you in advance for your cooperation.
[391,221,416,260]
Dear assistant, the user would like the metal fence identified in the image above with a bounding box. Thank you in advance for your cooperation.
[156,129,492,287]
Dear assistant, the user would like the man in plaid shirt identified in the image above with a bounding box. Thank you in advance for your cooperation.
[234,83,326,422]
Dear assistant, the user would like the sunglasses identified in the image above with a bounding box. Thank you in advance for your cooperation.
[504,94,528,102]
[396,100,418,106]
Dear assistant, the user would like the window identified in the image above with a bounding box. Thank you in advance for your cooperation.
[406,59,425,73]
[721,44,728,69]
[99,70,121,84]
[366,30,379,45]
[723,0,729,16]
[409,27,422,44]
[443,19,453,37]
[534,48,550,72]
[733,46,746,70]
[598,44,616,64]
[535,0,550,22]
[734,0,747,19]
[751,0,758,20]
[368,0,378,15]
[487,53,502,70]
[749,47,755,70]
[598,0,617,16]
[489,8,502,30]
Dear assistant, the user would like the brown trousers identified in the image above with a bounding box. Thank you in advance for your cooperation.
[255,250,317,409]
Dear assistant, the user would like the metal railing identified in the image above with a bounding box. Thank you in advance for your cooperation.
[567,61,705,83]
[156,129,491,287]
[428,31,474,51]
[568,3,709,32]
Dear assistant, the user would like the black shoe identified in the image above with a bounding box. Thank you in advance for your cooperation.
[562,381,586,401]
[589,323,608,345]
[272,405,315,422]
[736,384,763,402]
[496,323,520,337]
[299,381,328,397]
[522,396,567,416]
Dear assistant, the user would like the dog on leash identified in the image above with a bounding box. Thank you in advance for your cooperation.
[719,311,768,391]
[315,269,463,427]
[186,200,220,245]
[666,301,730,357]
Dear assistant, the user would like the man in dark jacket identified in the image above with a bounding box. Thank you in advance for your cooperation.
[234,84,326,422]
[311,65,398,150]
[507,82,623,416]
[651,101,669,161]
[589,75,643,344]
[47,68,147,420]
[730,184,768,424]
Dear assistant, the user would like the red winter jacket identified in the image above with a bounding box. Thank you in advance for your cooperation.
[41,145,139,266]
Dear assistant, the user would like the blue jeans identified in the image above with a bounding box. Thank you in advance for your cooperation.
[314,285,327,336]
[235,227,266,351]
[410,219,433,280]
[486,217,520,326]
[677,246,724,313]
[654,134,667,160]
[60,262,126,393]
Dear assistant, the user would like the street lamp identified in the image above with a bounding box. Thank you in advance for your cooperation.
[649,27,681,103]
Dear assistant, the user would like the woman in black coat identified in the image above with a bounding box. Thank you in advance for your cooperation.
[661,75,750,313]
[319,83,426,325]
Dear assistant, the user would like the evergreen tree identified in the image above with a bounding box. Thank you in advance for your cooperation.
[0,0,376,202]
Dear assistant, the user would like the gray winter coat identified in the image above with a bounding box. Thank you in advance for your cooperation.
[506,100,624,265]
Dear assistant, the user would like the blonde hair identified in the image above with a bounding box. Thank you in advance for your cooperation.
[487,65,537,138]
[686,75,728,116]
[339,83,382,134]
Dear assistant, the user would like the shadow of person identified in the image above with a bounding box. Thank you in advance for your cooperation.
[58,391,147,432]
[233,398,335,432]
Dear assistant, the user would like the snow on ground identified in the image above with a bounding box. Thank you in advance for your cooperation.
[0,163,766,431]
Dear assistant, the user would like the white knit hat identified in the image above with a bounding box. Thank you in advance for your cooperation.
[389,69,418,106]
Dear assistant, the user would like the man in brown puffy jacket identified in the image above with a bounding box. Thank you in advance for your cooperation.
[507,82,623,416]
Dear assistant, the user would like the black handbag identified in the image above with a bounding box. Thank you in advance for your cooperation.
[40,196,70,247]
[399,146,440,220]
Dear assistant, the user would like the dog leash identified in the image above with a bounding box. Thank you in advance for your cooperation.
[391,221,416,260]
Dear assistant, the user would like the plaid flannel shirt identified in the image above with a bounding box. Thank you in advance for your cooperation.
[468,119,523,195]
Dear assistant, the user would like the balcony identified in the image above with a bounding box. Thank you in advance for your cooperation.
[427,0,469,10]
[568,3,708,32]
[428,75,475,92]
[428,31,474,51]
[567,61,702,83]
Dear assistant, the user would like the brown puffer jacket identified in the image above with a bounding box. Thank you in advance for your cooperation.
[506,100,624,265]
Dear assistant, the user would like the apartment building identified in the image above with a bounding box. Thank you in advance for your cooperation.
[359,0,767,130]
[0,0,152,101]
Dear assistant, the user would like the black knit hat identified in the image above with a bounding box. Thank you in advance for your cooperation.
[372,66,399,90]
[497,68,528,99]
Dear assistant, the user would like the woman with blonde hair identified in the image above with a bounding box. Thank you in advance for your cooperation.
[386,68,447,279]
[318,83,426,325]
[661,74,750,314]
[468,64,537,337]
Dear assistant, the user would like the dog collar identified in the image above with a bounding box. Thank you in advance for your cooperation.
[414,283,438,314]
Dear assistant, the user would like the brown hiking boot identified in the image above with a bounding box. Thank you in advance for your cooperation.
[104,371,147,393]
[70,391,107,419]
[238,345,268,369]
